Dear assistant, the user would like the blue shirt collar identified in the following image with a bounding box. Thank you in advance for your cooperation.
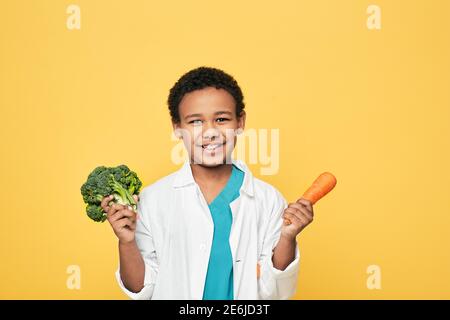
[172,158,255,197]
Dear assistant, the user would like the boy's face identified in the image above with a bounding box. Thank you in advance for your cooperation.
[173,86,245,167]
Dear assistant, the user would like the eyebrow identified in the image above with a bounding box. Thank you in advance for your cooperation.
[184,111,233,120]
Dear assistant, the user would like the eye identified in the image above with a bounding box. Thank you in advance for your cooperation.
[189,119,203,125]
[216,118,230,123]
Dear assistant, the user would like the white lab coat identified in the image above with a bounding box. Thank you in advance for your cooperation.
[115,159,300,299]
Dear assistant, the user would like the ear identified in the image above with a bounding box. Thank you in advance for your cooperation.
[172,121,182,139]
[237,110,246,134]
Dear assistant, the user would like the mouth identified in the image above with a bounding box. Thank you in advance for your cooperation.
[198,142,226,151]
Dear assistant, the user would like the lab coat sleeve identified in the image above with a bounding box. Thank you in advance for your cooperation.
[257,189,300,300]
[115,192,159,300]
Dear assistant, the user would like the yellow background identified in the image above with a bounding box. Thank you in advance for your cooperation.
[1,0,449,299]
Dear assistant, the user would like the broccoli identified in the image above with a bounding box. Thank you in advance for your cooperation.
[86,204,105,222]
[80,165,142,222]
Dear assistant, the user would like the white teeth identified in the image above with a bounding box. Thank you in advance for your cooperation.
[203,143,222,150]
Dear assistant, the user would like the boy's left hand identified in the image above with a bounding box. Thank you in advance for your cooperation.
[281,198,314,240]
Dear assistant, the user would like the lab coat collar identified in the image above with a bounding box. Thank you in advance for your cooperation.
[172,158,255,197]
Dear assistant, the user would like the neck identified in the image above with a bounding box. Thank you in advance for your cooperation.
[190,163,232,185]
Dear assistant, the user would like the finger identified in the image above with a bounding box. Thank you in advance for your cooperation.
[106,203,120,219]
[107,203,122,219]
[297,198,313,212]
[289,210,310,225]
[126,205,137,214]
[299,206,314,220]
[133,195,139,202]
[113,217,134,230]
[283,206,302,225]
[283,212,302,226]
[285,207,312,224]
[298,210,313,224]
[120,218,136,231]
[109,208,136,223]
[284,207,301,216]
[288,202,308,212]
[107,203,127,220]
[283,208,304,224]
[298,214,310,226]
[283,208,294,225]
[289,203,313,219]
[101,195,114,212]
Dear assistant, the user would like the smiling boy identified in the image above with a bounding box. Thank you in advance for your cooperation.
[101,67,314,299]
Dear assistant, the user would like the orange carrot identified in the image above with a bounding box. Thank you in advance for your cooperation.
[284,172,337,225]
[302,172,337,204]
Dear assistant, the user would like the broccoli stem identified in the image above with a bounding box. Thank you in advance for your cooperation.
[95,194,104,203]
[109,174,136,206]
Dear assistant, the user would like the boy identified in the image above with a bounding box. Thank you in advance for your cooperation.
[101,67,314,299]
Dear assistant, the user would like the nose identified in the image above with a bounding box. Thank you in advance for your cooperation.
[200,120,220,141]
[202,127,220,141]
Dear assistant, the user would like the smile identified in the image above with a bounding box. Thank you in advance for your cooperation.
[200,143,225,151]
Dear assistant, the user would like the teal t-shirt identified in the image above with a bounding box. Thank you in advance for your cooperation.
[202,164,245,300]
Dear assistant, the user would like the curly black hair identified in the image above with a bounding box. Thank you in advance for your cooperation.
[167,66,245,123]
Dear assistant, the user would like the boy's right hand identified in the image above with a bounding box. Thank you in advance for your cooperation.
[101,195,139,244]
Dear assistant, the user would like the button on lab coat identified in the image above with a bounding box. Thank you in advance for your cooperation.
[115,159,300,299]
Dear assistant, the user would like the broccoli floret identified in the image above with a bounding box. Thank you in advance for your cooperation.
[110,165,142,195]
[80,166,111,204]
[80,165,142,222]
[86,204,106,222]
